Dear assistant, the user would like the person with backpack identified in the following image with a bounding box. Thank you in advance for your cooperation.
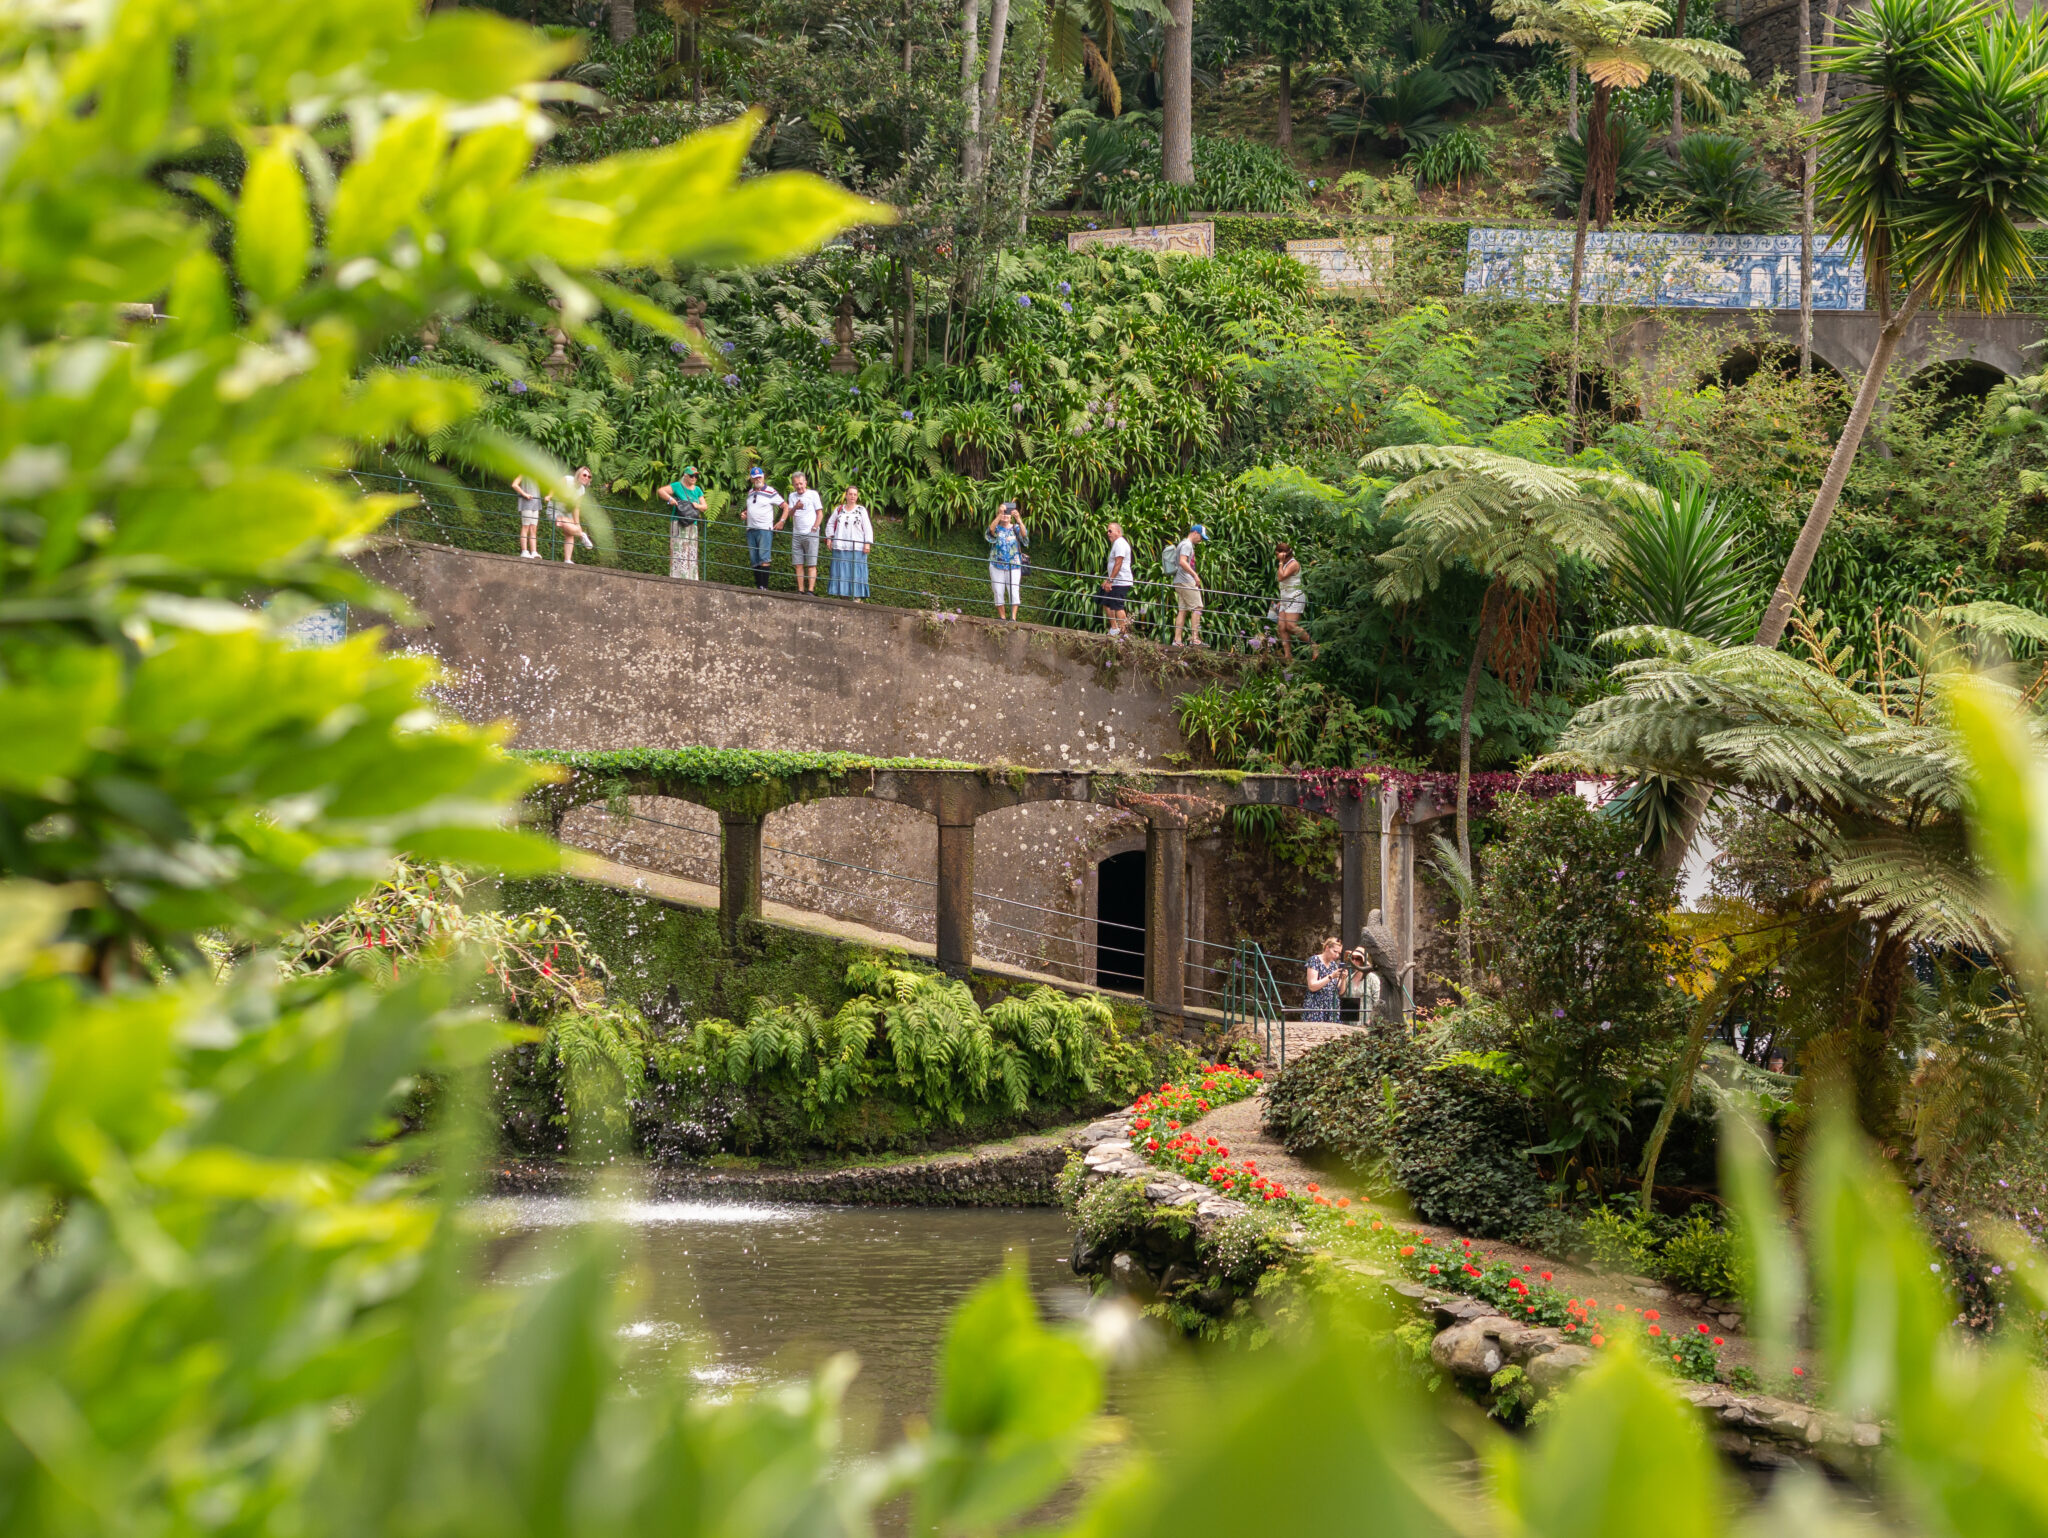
[656,465,704,580]
[825,485,874,600]
[1165,523,1206,647]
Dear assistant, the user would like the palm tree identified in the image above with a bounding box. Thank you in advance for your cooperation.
[1490,0,1744,421]
[1545,600,2048,1147]
[1365,443,1654,979]
[1755,0,2048,649]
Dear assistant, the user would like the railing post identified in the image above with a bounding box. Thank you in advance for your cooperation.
[936,821,975,975]
[1145,821,1187,1024]
[717,812,763,944]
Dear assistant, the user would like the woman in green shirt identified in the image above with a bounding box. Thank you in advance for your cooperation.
[656,466,705,581]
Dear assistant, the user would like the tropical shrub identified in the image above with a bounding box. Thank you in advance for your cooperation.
[672,960,1153,1152]
[1474,793,1687,1173]
[1407,125,1491,189]
[1669,132,1796,233]
[1659,1209,1744,1298]
[1263,1024,1552,1237]
[1536,117,1670,218]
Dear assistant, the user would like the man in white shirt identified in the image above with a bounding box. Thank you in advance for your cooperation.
[1171,523,1206,648]
[1097,520,1133,640]
[742,467,783,590]
[777,470,825,594]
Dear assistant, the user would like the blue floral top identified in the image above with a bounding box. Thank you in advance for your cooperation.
[986,524,1024,570]
[1304,955,1343,1023]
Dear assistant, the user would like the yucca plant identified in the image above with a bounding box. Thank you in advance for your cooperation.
[1366,442,1655,979]
[1757,0,2048,648]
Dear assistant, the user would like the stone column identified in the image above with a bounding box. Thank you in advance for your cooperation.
[936,820,975,975]
[1145,821,1187,1023]
[718,813,763,944]
[1336,792,1378,954]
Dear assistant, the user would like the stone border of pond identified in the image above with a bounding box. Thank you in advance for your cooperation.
[1062,1108,1887,1477]
[491,1134,1075,1207]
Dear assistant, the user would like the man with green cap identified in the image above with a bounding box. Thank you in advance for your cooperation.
[657,465,705,581]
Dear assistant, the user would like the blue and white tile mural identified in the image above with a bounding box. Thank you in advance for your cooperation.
[1463,228,1867,311]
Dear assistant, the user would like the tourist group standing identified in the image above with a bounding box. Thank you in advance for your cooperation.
[511,464,1311,654]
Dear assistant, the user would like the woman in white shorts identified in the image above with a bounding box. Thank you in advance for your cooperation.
[1274,539,1317,663]
[985,501,1028,620]
[511,474,542,558]
[548,466,596,564]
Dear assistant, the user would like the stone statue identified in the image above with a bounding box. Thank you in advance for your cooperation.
[829,295,857,374]
[679,298,710,376]
[1356,907,1404,1026]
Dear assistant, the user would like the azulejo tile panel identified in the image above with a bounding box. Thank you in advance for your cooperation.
[1462,228,1867,310]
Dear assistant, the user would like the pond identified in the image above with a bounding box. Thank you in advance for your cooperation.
[473,1195,1094,1443]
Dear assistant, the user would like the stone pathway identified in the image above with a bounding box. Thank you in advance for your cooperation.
[1182,1091,1760,1371]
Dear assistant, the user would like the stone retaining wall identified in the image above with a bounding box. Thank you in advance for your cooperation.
[494,1140,1070,1206]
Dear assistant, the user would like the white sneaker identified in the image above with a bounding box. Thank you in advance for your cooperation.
[521,551,538,559]
[579,532,594,549]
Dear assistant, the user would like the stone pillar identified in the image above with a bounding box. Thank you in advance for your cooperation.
[1145,822,1187,1023]
[1387,815,1416,1021]
[936,821,975,975]
[1336,792,1379,954]
[718,813,763,944]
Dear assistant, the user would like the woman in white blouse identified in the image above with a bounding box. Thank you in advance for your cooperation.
[825,486,874,600]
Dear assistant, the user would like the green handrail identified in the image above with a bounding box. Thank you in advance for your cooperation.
[1223,938,1288,1068]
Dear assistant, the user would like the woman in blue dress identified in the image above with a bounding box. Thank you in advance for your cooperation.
[1303,936,1355,1023]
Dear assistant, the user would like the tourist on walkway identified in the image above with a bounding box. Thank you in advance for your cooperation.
[1097,520,1133,640]
[1274,540,1317,662]
[986,501,1029,621]
[510,473,542,558]
[825,486,873,600]
[1169,523,1205,647]
[656,465,704,580]
[548,467,596,565]
[780,470,824,595]
[1303,936,1356,1023]
[743,467,783,590]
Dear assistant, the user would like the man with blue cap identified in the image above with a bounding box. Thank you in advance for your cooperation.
[1169,522,1207,648]
[742,466,783,590]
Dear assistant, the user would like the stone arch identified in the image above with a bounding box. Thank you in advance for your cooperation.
[558,793,719,887]
[971,798,1134,985]
[1708,338,1847,391]
[759,796,937,942]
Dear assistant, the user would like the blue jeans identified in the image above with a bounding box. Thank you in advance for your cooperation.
[829,549,869,598]
[746,527,774,567]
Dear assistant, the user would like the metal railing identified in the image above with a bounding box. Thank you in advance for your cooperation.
[349,464,1292,653]
[1219,938,1290,1065]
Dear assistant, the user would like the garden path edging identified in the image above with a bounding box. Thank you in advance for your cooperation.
[1065,1112,1886,1474]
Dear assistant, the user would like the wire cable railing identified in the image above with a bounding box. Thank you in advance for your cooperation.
[350,464,1290,654]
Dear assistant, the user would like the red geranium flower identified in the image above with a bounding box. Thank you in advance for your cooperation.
[1591,1334,1605,1347]
[1696,1323,1709,1334]
[1644,1309,1660,1322]
[1427,1264,1439,1274]
[1400,1246,1416,1257]
[1540,1272,1552,1283]
[1647,1324,1662,1337]
[1712,1337,1724,1346]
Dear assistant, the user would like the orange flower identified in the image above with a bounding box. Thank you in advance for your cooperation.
[1337,1198,1351,1209]
[1591,1334,1606,1347]
[1400,1245,1416,1258]
[1648,1324,1662,1337]
[1644,1309,1660,1322]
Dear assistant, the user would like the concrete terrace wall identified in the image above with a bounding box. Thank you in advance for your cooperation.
[356,541,1313,979]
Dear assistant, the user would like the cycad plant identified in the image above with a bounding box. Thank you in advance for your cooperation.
[1756,0,2048,648]
[1670,132,1796,234]
[1366,442,1654,977]
[1546,599,2048,1146]
[1535,114,1668,218]
[1490,0,1746,418]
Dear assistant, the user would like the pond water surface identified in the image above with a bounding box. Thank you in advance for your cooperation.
[472,1196,1095,1443]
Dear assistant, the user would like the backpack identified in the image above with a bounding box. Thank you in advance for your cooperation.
[1161,540,1182,578]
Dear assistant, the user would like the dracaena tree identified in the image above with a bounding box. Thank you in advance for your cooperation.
[1755,0,2048,648]
[1489,0,1745,417]
[1365,441,1652,979]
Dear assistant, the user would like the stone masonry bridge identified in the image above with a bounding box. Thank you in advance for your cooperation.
[1618,307,2044,397]
[532,759,1442,1027]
